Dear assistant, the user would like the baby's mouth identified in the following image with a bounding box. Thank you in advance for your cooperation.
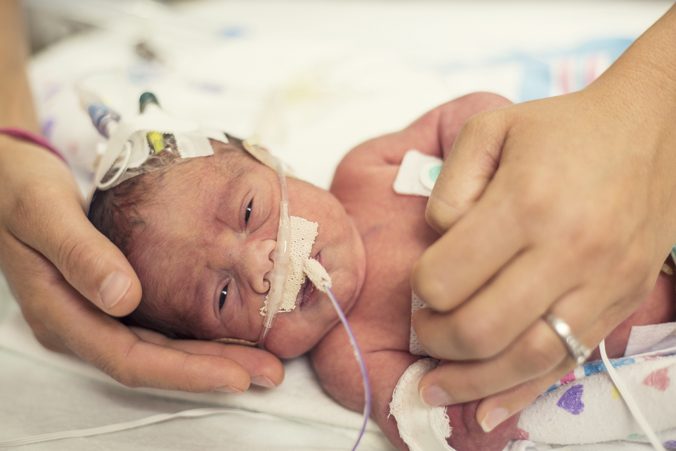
[296,253,322,309]
[297,280,315,309]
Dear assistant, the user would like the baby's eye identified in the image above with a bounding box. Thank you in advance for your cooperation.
[219,284,228,310]
[245,200,253,224]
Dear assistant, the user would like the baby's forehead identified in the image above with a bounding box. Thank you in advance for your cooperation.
[141,142,277,233]
[163,142,260,186]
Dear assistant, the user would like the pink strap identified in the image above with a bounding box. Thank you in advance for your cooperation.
[0,127,67,164]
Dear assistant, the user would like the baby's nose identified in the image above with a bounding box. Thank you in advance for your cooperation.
[244,239,276,294]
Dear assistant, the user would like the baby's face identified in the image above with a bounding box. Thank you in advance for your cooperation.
[132,144,366,358]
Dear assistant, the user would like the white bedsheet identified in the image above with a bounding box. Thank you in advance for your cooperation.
[2,1,674,450]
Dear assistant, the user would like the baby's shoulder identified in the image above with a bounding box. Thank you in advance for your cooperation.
[331,141,400,202]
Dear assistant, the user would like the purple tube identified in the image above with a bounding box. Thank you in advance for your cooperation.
[325,287,371,451]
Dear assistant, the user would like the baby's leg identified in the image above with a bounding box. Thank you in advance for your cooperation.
[589,268,676,360]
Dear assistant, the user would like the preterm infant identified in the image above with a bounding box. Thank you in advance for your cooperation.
[88,93,676,451]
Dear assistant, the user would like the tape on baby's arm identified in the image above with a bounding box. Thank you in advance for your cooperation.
[393,150,443,197]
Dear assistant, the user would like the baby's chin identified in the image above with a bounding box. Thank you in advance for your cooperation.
[264,328,324,359]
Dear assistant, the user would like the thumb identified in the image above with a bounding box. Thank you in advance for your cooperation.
[426,108,510,234]
[9,187,142,316]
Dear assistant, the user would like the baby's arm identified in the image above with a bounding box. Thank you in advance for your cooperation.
[312,331,419,451]
[313,333,520,451]
[336,93,512,173]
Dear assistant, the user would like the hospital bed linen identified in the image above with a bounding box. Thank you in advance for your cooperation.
[2,1,674,449]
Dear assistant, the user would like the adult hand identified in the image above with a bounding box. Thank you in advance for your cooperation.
[0,136,284,392]
[411,4,676,432]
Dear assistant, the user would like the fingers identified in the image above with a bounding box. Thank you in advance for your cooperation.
[101,326,282,393]
[105,332,254,393]
[4,231,283,393]
[475,368,571,433]
[474,317,614,432]
[417,319,576,407]
[6,182,142,316]
[412,246,577,360]
[416,288,611,414]
[411,190,526,312]
[46,281,281,393]
[132,328,285,388]
[426,106,511,234]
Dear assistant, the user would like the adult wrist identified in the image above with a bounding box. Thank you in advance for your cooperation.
[0,127,67,164]
[590,4,676,134]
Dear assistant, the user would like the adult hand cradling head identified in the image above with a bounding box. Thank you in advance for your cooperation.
[0,0,283,394]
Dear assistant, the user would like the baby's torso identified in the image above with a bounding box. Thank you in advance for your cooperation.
[322,153,439,357]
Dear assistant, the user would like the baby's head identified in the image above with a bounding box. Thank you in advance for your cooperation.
[88,138,366,358]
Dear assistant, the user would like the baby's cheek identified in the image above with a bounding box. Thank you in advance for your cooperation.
[445,401,520,451]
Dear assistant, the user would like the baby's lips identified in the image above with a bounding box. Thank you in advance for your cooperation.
[294,279,309,308]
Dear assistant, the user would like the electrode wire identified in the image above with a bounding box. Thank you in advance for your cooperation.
[599,339,665,451]
[0,408,284,448]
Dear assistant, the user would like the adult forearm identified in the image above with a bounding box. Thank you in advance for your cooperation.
[593,4,676,133]
[0,0,39,132]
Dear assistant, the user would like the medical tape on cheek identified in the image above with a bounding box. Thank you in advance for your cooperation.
[260,216,331,315]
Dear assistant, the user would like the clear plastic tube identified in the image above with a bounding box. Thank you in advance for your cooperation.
[258,155,291,349]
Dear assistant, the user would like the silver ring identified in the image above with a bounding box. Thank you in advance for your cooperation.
[543,313,591,365]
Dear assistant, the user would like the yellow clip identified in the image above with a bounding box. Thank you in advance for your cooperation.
[146,131,165,154]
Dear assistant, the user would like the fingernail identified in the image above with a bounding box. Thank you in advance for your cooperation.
[420,385,452,407]
[480,407,509,433]
[215,386,243,394]
[99,271,131,309]
[251,376,276,388]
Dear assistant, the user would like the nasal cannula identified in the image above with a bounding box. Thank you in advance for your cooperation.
[257,152,291,350]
